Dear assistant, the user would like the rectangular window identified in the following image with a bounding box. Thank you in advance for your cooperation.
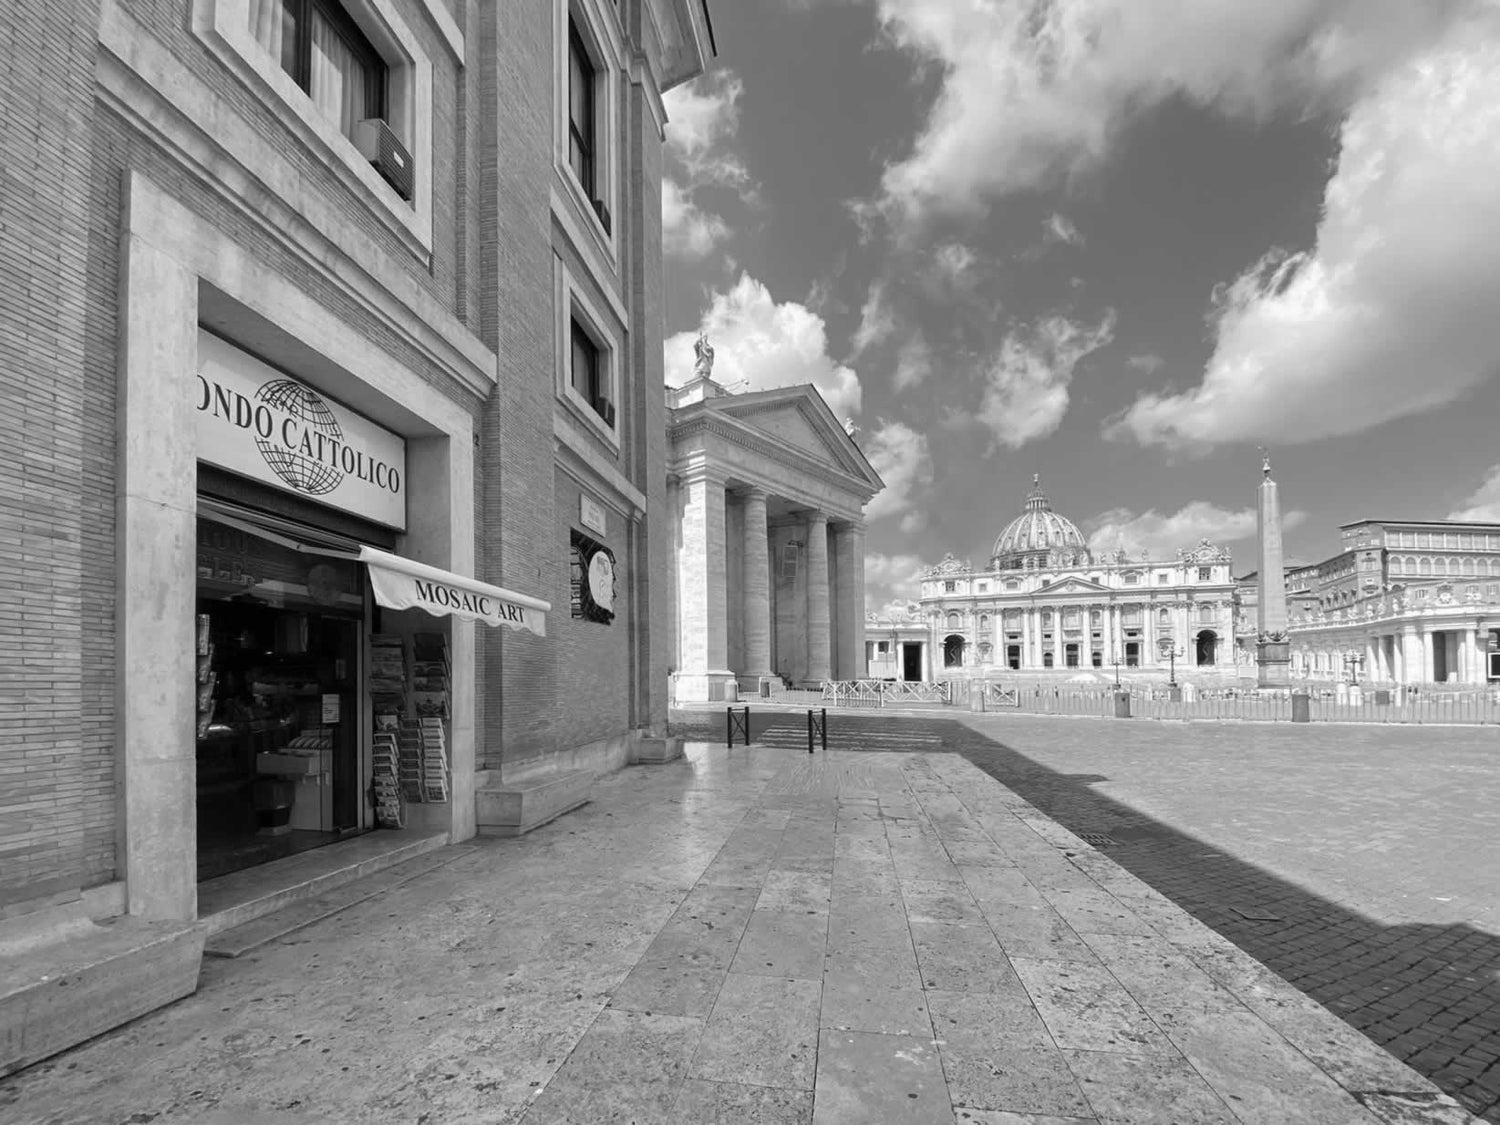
[567,22,596,196]
[944,580,956,593]
[1197,566,1211,581]
[250,0,386,141]
[877,641,889,654]
[569,319,609,422]
[1156,573,1168,584]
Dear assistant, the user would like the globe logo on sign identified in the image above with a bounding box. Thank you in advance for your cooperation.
[255,380,345,496]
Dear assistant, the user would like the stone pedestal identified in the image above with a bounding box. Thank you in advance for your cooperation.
[671,670,739,703]
[1257,640,1291,689]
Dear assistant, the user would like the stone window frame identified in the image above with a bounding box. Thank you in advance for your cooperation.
[192,0,435,256]
[553,0,624,270]
[554,258,623,450]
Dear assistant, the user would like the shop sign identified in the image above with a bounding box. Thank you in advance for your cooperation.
[359,547,549,636]
[195,331,407,530]
[579,494,607,535]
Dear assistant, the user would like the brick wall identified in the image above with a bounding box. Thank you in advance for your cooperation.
[0,0,109,912]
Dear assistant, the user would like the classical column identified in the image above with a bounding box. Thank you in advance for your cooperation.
[805,511,832,682]
[1463,626,1479,683]
[676,473,732,700]
[1365,637,1377,684]
[740,488,772,686]
[1421,629,1435,683]
[1400,627,1421,685]
[1053,610,1065,668]
[833,521,866,679]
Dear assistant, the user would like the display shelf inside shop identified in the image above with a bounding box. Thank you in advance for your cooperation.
[368,631,451,816]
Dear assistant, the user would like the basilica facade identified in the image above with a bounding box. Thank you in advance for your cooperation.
[899,478,1240,679]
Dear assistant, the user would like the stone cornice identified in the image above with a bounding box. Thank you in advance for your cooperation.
[668,415,880,504]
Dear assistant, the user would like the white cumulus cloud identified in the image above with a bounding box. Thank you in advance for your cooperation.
[850,281,896,357]
[1110,10,1500,448]
[1044,212,1084,247]
[664,71,754,194]
[862,421,932,525]
[1450,464,1500,522]
[868,0,1467,229]
[864,552,928,614]
[665,274,863,420]
[1086,501,1309,561]
[662,178,730,260]
[978,312,1115,450]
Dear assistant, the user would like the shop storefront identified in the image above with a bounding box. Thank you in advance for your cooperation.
[191,330,545,883]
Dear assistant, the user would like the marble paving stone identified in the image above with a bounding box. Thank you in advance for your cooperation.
[834,835,891,861]
[980,901,1099,964]
[952,1113,1096,1125]
[700,853,779,887]
[824,937,925,992]
[519,1008,702,1124]
[830,865,903,897]
[813,1029,952,1125]
[1061,1049,1238,1124]
[691,973,822,1090]
[660,885,762,940]
[827,895,910,940]
[638,927,744,975]
[821,971,932,1036]
[771,853,838,874]
[607,960,726,1019]
[1167,1010,1385,1125]
[731,910,829,981]
[669,1079,814,1124]
[1042,888,1157,937]
[926,985,1054,1051]
[938,1044,1093,1118]
[943,840,1017,867]
[911,921,1019,993]
[900,877,987,925]
[758,870,834,914]
[1078,934,1245,1031]
[1010,957,1174,1055]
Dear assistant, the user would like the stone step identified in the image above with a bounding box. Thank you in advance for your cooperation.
[204,847,470,958]
[475,768,594,836]
[1,914,204,1078]
[197,830,449,936]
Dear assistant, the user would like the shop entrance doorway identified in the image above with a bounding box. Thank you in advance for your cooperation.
[195,514,367,882]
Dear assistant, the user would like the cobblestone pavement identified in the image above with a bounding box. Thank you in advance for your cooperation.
[674,706,1500,1122]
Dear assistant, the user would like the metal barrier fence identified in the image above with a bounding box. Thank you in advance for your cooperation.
[774,680,1500,724]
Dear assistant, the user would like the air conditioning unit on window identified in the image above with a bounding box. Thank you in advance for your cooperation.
[591,198,612,235]
[354,118,414,202]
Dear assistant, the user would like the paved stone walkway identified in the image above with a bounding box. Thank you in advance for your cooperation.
[688,706,1500,1122]
[0,742,1480,1123]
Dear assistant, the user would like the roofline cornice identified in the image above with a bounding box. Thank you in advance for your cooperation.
[668,413,882,500]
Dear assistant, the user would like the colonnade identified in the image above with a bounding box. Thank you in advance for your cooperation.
[1293,621,1498,685]
[670,473,865,701]
[934,602,1231,671]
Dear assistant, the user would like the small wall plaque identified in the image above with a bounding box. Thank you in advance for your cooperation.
[580,494,607,536]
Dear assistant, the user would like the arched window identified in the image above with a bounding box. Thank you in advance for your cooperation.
[1041,610,1053,628]
[1199,604,1213,624]
[1420,557,1432,574]
[1158,608,1170,625]
[979,614,989,630]
[947,612,961,630]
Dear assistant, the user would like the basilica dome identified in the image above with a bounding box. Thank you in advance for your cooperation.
[991,476,1090,570]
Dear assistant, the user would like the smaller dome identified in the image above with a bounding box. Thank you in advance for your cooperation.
[991,475,1090,569]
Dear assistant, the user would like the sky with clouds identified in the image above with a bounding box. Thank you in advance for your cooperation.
[661,0,1500,613]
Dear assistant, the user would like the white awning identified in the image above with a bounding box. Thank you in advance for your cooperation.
[358,547,549,636]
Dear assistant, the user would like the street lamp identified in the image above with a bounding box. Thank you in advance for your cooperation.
[1111,646,1122,691]
[1342,651,1364,685]
[1159,637,1185,687]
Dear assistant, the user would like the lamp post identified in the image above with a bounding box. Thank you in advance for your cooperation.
[1343,651,1364,686]
[1111,647,1122,691]
[1159,637,1185,687]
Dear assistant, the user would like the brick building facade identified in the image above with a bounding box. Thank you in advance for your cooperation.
[1,0,714,1073]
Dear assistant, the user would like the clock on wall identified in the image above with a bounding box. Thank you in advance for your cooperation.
[570,528,616,625]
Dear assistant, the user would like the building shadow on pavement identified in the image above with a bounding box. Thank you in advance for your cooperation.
[670,708,1500,1122]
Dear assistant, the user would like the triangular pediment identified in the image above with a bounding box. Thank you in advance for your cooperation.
[701,386,883,489]
[1044,575,1109,594]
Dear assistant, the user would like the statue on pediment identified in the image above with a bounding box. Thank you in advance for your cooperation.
[693,333,715,379]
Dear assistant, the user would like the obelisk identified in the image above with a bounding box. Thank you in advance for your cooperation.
[1256,452,1291,688]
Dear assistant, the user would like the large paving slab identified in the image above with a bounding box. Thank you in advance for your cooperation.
[0,742,1480,1125]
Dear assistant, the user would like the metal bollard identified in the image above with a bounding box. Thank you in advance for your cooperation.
[727,705,750,747]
